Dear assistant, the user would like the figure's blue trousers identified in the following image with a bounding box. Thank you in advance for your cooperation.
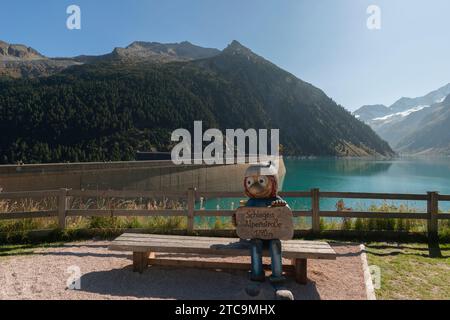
[250,239,283,281]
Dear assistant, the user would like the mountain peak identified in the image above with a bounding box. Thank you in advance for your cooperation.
[227,40,245,49]
[220,40,269,66]
[223,40,255,56]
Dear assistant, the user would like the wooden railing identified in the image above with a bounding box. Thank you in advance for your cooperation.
[0,188,449,238]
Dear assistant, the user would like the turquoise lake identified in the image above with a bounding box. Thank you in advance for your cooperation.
[202,157,450,212]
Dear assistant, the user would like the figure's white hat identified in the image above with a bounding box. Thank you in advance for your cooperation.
[245,161,278,178]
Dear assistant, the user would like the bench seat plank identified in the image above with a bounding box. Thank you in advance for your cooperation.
[109,233,336,260]
[117,233,333,247]
[115,235,333,250]
[112,239,335,255]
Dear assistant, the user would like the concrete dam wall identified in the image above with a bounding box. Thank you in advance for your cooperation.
[0,159,286,193]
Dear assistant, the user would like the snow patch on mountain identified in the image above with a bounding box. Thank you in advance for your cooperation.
[373,105,430,124]
[436,96,446,103]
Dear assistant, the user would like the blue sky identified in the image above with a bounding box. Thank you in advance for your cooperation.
[1,0,450,111]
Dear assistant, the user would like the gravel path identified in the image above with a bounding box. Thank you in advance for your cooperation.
[0,241,367,300]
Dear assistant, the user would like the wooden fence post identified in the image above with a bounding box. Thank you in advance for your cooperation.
[58,188,68,229]
[427,191,439,240]
[311,188,320,233]
[187,188,197,235]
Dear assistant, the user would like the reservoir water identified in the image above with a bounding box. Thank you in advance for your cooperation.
[203,157,450,213]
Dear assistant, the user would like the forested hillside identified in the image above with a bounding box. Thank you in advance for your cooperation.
[0,41,393,164]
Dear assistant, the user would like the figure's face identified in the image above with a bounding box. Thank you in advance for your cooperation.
[245,175,277,199]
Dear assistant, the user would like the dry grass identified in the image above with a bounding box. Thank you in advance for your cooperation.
[320,201,450,236]
[0,196,188,235]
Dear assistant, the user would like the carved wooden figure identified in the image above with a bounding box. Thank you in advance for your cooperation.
[234,161,294,300]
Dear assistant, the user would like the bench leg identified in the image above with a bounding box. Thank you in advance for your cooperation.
[133,252,151,273]
[292,259,307,284]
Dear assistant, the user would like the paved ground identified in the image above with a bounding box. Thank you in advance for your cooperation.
[0,241,367,300]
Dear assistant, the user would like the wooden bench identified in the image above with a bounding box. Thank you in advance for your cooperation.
[108,233,337,284]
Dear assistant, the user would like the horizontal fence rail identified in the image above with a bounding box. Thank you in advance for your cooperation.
[0,188,449,238]
[319,211,429,220]
[0,190,61,200]
[319,191,429,201]
[0,210,58,220]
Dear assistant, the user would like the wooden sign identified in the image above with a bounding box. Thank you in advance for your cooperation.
[235,206,294,240]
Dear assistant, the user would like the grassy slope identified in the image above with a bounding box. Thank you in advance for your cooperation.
[365,242,450,300]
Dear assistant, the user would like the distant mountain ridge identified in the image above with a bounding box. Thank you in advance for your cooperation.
[355,83,450,122]
[354,104,390,122]
[0,40,220,78]
[354,83,450,155]
[74,41,221,64]
[389,84,450,113]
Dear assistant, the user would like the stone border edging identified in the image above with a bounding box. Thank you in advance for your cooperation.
[360,244,376,300]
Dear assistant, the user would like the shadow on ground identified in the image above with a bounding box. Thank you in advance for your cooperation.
[364,241,448,259]
[79,265,321,300]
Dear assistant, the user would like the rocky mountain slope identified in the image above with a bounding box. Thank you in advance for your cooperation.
[0,40,45,60]
[395,95,450,154]
[354,83,450,154]
[0,40,80,78]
